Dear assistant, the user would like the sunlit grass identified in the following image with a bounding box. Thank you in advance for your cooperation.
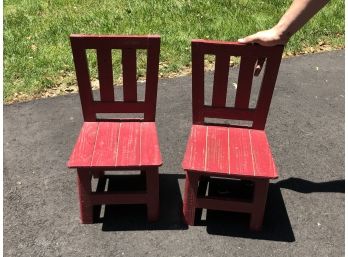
[4,0,344,102]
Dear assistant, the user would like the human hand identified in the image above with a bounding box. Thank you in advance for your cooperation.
[238,27,288,76]
[238,27,289,47]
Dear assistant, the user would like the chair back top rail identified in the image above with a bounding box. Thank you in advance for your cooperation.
[70,34,160,122]
[191,39,284,130]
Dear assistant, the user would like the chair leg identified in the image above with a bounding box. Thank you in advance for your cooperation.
[92,170,105,178]
[183,172,200,225]
[146,168,159,222]
[249,179,269,231]
[195,175,209,223]
[77,169,93,224]
[93,173,108,221]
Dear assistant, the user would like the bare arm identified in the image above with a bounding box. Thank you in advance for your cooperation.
[238,0,330,46]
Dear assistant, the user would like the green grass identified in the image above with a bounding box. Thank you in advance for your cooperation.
[4,0,344,102]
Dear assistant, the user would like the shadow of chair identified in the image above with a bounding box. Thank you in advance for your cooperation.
[98,174,188,231]
[204,177,343,241]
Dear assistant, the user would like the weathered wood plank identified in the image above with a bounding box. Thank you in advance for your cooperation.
[115,122,141,166]
[205,126,229,174]
[191,43,205,124]
[182,125,207,171]
[250,129,278,178]
[228,127,254,177]
[68,122,98,167]
[140,122,162,166]
[90,122,120,166]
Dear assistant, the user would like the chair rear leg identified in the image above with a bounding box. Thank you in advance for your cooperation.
[77,169,93,224]
[183,172,199,225]
[249,179,269,231]
[146,168,160,222]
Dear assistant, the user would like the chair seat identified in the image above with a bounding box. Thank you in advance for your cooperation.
[182,125,278,179]
[68,122,162,168]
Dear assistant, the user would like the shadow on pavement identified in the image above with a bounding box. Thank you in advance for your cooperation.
[204,182,295,242]
[203,178,343,241]
[92,173,342,240]
[276,178,344,193]
[98,174,188,231]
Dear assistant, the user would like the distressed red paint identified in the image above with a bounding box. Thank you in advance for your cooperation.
[67,35,162,223]
[182,39,284,231]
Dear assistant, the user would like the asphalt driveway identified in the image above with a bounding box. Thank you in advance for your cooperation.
[4,50,344,257]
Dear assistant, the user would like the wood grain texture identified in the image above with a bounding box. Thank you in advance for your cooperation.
[140,122,162,166]
[228,127,254,176]
[68,122,162,168]
[205,126,229,174]
[249,129,277,178]
[182,125,278,179]
[182,125,207,172]
[68,122,99,167]
[116,122,141,166]
[90,122,120,166]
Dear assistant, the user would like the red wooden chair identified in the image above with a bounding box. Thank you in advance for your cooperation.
[182,39,284,231]
[67,35,162,223]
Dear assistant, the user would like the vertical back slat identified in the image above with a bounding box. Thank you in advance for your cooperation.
[144,37,160,121]
[235,55,257,109]
[191,39,283,128]
[212,54,230,107]
[253,52,283,129]
[70,43,95,121]
[122,48,138,102]
[192,43,205,124]
[97,48,114,102]
[71,35,161,121]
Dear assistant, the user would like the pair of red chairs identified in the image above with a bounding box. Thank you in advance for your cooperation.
[67,34,283,231]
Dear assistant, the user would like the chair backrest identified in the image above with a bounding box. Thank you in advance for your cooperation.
[191,39,284,130]
[70,34,160,122]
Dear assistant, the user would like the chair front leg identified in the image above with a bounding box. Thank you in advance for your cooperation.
[92,170,105,178]
[77,169,93,224]
[249,179,269,231]
[195,175,209,223]
[146,168,160,222]
[183,171,200,225]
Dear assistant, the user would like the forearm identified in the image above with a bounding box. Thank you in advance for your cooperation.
[274,0,330,41]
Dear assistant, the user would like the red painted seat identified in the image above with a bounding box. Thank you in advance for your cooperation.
[67,35,162,223]
[68,122,161,168]
[182,125,277,179]
[182,39,284,231]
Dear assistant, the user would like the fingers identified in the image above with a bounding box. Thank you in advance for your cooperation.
[238,29,283,46]
[254,57,266,76]
[238,34,259,44]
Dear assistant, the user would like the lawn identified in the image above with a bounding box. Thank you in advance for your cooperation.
[4,0,344,103]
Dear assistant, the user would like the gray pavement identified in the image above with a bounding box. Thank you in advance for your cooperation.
[4,50,344,257]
